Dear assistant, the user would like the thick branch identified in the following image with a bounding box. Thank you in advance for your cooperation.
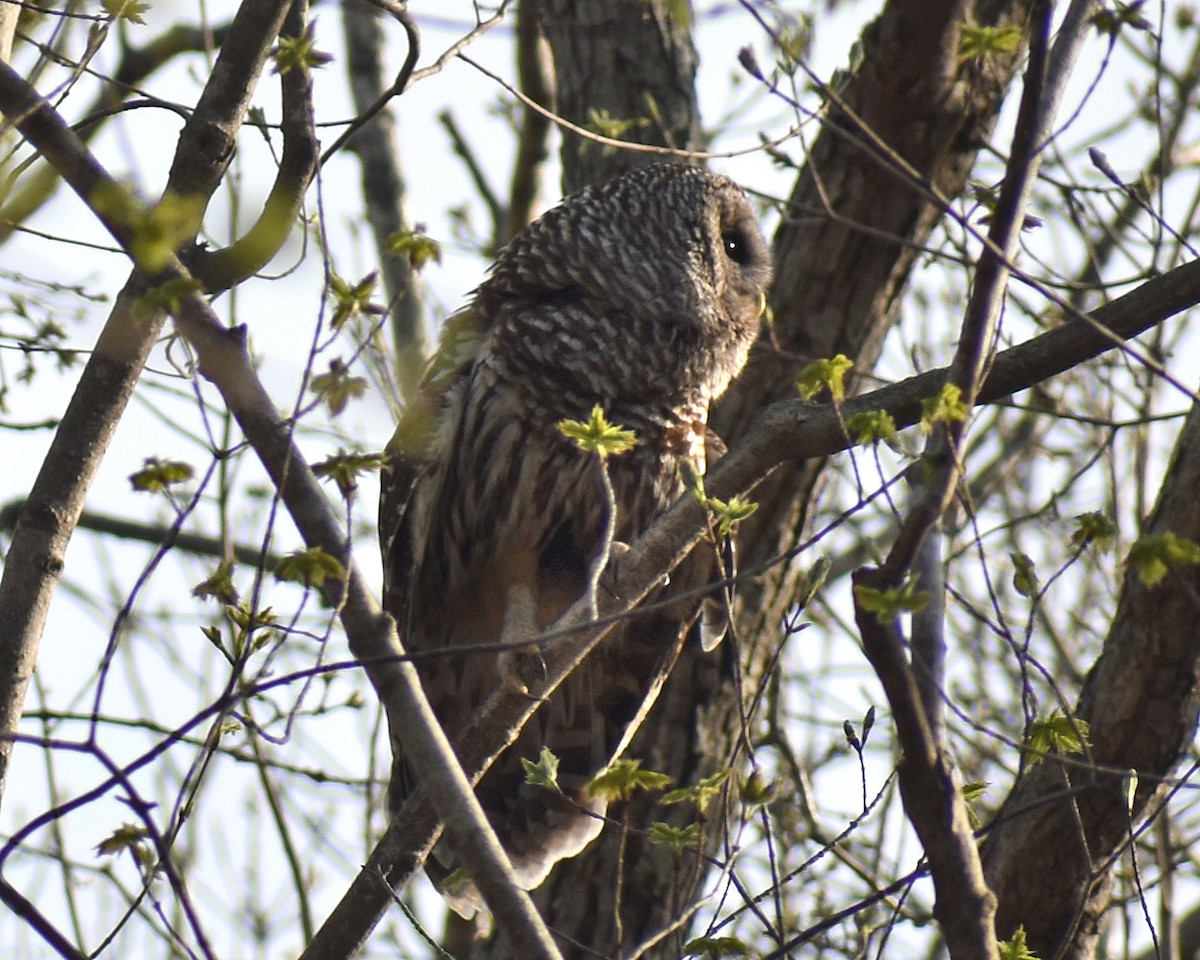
[191,2,320,291]
[854,568,998,960]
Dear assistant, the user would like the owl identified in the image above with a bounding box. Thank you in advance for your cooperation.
[379,162,770,912]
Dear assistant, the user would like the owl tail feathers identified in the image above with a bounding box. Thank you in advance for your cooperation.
[425,787,608,919]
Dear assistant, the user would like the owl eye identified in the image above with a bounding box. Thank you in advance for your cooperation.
[722,228,754,265]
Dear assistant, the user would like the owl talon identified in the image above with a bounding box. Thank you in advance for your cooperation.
[599,540,631,600]
[499,645,548,698]
[498,583,547,696]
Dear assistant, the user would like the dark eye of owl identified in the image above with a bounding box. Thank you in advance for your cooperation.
[722,228,753,265]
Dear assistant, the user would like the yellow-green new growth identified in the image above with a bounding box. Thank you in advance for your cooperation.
[998,925,1040,960]
[521,747,562,792]
[648,821,700,855]
[558,405,638,458]
[1128,531,1200,587]
[662,770,729,815]
[1071,511,1116,551]
[958,22,1023,63]
[1010,551,1039,597]
[327,272,383,331]
[310,359,367,416]
[129,457,194,493]
[847,409,897,444]
[312,450,385,498]
[101,0,149,25]
[273,21,334,74]
[796,353,854,401]
[275,547,346,591]
[385,228,442,270]
[587,758,670,802]
[920,382,969,433]
[683,464,758,538]
[854,576,931,621]
[1023,712,1090,766]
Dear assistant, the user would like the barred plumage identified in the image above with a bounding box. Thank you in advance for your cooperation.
[379,163,770,912]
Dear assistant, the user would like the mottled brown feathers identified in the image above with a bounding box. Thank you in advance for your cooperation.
[379,162,770,913]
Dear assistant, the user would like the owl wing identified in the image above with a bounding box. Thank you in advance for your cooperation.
[379,306,488,808]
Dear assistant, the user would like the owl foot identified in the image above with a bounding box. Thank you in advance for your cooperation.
[498,583,547,698]
[599,540,630,600]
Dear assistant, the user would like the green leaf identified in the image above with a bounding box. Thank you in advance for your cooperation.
[705,494,758,539]
[962,779,988,830]
[584,107,650,144]
[101,0,150,25]
[961,780,989,805]
[273,21,334,74]
[1090,2,1151,37]
[385,227,442,270]
[192,561,239,605]
[1010,551,1039,597]
[1071,511,1116,551]
[683,935,751,958]
[920,383,969,433]
[558,405,638,458]
[312,449,385,498]
[1128,531,1200,587]
[226,602,278,634]
[795,556,831,609]
[648,821,700,855]
[853,577,930,621]
[847,409,897,444]
[739,770,778,810]
[327,272,383,330]
[684,463,757,538]
[662,770,729,814]
[91,186,205,274]
[586,759,670,802]
[796,353,853,401]
[998,925,1041,960]
[275,547,346,590]
[773,18,813,68]
[958,23,1023,63]
[224,601,278,657]
[95,823,153,862]
[129,457,193,493]
[1023,712,1090,767]
[521,747,561,792]
[310,359,367,416]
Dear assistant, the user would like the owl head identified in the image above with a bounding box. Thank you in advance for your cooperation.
[478,163,772,364]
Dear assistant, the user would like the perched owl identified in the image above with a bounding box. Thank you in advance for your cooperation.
[380,162,770,911]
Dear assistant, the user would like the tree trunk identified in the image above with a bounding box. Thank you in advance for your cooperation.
[981,397,1200,960]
